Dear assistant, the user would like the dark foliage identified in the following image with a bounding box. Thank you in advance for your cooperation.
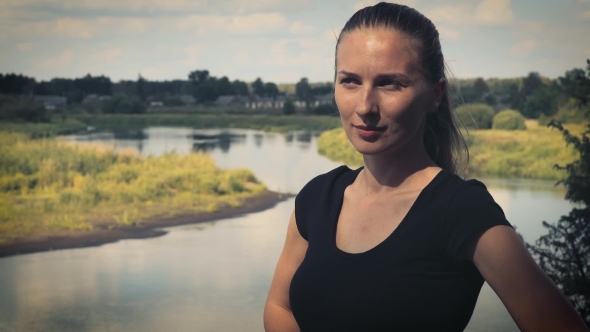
[283,101,295,115]
[102,95,145,114]
[526,119,590,327]
[0,95,50,122]
[313,104,337,116]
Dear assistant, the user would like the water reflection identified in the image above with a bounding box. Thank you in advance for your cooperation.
[191,132,247,153]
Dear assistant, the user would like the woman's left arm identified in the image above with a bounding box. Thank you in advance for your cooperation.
[473,225,588,332]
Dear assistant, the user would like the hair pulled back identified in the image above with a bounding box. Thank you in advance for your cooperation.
[336,2,468,175]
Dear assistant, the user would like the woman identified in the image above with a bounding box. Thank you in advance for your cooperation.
[264,3,588,331]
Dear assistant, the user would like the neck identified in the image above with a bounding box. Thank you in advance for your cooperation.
[360,139,438,195]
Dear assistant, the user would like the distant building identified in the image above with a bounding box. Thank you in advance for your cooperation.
[150,101,164,107]
[246,96,285,110]
[215,95,250,107]
[312,93,334,107]
[180,94,196,105]
[82,94,111,106]
[33,95,67,110]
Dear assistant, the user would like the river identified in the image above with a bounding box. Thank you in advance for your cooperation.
[0,127,574,332]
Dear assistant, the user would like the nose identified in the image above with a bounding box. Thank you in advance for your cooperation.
[355,85,378,117]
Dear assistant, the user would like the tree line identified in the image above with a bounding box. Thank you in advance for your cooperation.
[0,71,335,105]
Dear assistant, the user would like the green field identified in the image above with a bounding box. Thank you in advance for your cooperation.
[317,122,585,181]
[0,132,267,244]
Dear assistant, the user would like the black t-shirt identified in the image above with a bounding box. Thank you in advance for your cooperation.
[289,166,512,331]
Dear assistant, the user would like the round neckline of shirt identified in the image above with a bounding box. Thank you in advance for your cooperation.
[328,166,449,260]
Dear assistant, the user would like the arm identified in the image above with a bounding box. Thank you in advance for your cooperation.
[264,210,308,332]
[472,225,588,332]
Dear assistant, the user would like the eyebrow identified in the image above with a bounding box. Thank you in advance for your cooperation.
[337,70,412,83]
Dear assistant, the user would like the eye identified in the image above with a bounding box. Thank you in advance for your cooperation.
[378,79,401,89]
[340,77,359,86]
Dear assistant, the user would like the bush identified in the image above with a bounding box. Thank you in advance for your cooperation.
[102,95,146,114]
[492,110,526,130]
[455,103,495,129]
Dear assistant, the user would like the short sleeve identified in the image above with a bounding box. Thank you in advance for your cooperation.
[444,179,513,262]
[294,186,310,241]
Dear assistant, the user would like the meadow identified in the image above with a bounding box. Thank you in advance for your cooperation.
[0,132,267,244]
[317,121,585,181]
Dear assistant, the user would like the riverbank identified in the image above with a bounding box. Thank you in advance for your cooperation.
[316,122,585,180]
[74,113,341,133]
[0,132,285,255]
[0,190,291,257]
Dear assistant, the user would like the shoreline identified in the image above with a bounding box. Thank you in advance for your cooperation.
[0,190,293,258]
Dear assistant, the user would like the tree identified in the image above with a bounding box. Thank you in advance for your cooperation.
[526,121,590,327]
[522,84,560,118]
[188,70,210,85]
[473,78,489,100]
[264,82,279,98]
[521,72,543,98]
[217,76,236,96]
[136,74,148,102]
[253,78,265,96]
[526,60,590,327]
[296,77,311,100]
[233,80,249,96]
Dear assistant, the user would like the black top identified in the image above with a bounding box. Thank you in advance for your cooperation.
[289,166,512,331]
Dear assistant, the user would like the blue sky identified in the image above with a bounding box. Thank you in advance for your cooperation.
[1,0,589,83]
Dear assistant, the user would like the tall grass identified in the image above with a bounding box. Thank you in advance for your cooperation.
[316,123,584,180]
[0,132,266,244]
[75,114,342,133]
[0,119,87,138]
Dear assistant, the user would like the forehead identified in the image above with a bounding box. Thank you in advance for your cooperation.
[336,28,422,76]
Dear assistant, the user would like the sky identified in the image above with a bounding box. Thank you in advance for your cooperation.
[1,0,589,83]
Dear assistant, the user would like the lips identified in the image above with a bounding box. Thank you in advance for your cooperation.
[353,125,386,141]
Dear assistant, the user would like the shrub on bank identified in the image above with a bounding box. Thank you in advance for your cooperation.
[455,103,495,129]
[492,110,526,130]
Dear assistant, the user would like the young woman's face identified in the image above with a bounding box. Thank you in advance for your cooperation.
[335,28,441,157]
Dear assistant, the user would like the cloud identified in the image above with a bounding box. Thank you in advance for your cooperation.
[0,0,314,18]
[38,50,73,69]
[177,13,287,34]
[581,10,590,20]
[437,26,460,41]
[89,48,121,61]
[510,39,536,56]
[17,43,34,51]
[289,21,315,34]
[323,26,342,42]
[183,45,201,66]
[427,0,515,27]
[353,0,377,12]
[474,0,515,26]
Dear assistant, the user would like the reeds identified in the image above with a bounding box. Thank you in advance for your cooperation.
[0,133,266,243]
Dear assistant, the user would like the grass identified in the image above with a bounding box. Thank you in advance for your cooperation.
[316,122,586,181]
[0,119,88,138]
[0,132,267,244]
[74,113,342,133]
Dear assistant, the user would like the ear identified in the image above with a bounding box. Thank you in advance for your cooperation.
[430,78,446,113]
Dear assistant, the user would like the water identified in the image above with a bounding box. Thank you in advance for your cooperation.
[0,127,574,331]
